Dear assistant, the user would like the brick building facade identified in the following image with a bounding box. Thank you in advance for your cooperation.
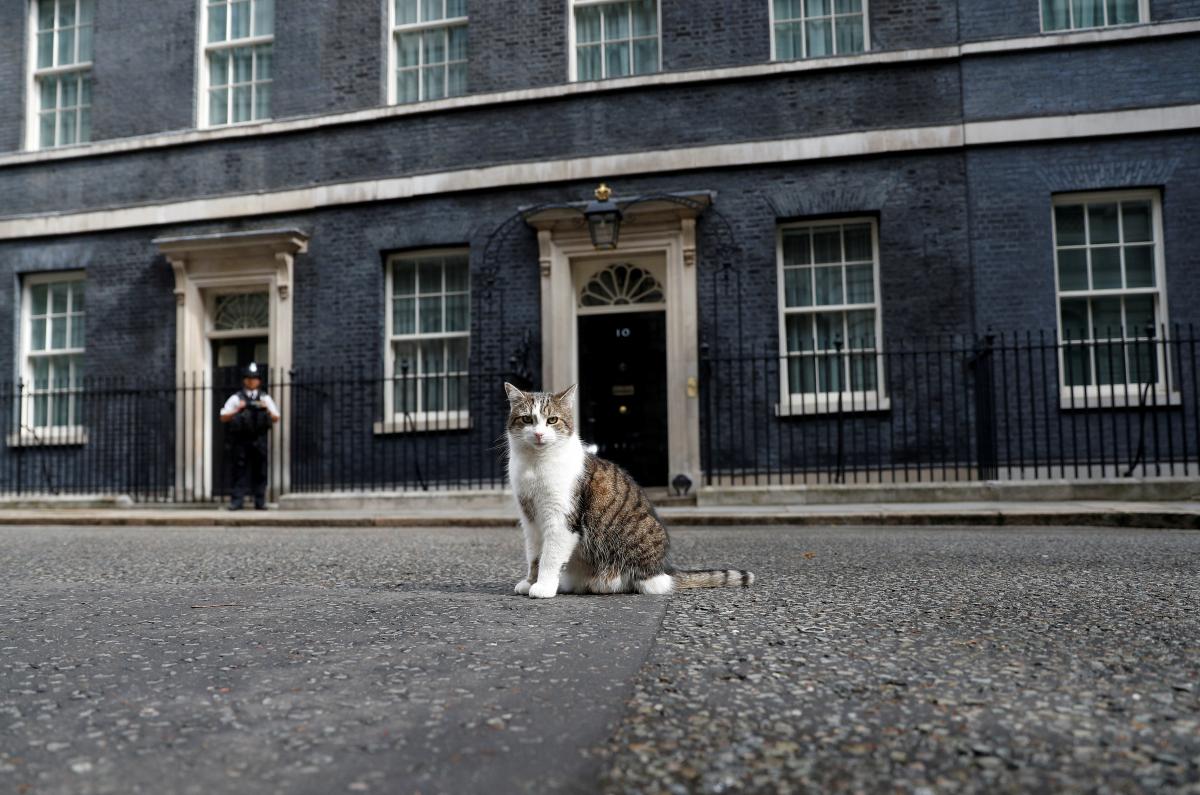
[1,0,1198,499]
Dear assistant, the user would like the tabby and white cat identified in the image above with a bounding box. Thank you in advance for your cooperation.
[504,382,755,598]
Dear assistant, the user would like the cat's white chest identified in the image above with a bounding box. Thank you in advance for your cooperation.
[511,445,584,520]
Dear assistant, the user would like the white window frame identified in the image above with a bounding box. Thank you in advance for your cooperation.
[14,271,87,446]
[775,217,887,416]
[387,0,469,105]
[1039,0,1148,33]
[197,0,274,128]
[568,0,663,83]
[25,0,93,151]
[1051,189,1175,408]
[380,249,471,433]
[769,0,870,61]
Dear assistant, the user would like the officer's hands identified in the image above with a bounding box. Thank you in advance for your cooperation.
[237,399,247,412]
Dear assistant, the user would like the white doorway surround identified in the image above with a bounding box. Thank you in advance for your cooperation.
[525,194,709,488]
[154,229,308,500]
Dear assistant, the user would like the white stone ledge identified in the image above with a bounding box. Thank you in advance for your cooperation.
[960,18,1200,55]
[1,18,1197,169]
[3,101,1199,239]
[962,102,1200,145]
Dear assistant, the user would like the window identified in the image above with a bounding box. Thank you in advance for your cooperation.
[572,0,660,81]
[29,0,93,148]
[1053,191,1167,395]
[772,0,867,60]
[391,0,468,104]
[1041,0,1144,31]
[777,219,884,411]
[201,0,274,126]
[21,274,86,438]
[384,251,470,430]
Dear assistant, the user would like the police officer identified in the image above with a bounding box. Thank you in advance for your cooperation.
[219,362,280,510]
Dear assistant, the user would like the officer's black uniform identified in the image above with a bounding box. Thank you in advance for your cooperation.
[225,364,275,510]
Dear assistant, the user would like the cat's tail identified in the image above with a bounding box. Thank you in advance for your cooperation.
[669,568,755,589]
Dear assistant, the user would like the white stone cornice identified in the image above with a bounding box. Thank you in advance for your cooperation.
[2,103,1198,240]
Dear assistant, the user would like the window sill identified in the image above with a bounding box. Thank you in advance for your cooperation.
[374,414,472,434]
[1039,21,1144,36]
[1059,390,1181,410]
[775,396,891,417]
[7,428,89,448]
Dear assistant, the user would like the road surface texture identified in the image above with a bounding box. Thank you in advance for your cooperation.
[1,524,1197,794]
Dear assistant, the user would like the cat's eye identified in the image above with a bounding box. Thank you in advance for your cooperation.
[547,417,559,425]
[521,415,534,424]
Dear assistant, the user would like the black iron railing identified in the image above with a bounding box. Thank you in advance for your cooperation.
[700,326,1200,486]
[2,329,1198,502]
[0,366,519,502]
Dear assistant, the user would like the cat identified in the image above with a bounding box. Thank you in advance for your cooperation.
[504,382,755,598]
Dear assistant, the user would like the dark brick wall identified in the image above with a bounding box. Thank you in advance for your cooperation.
[957,0,1042,41]
[0,0,28,153]
[0,231,175,385]
[967,132,1200,334]
[962,36,1200,121]
[0,154,977,488]
[0,153,974,380]
[945,132,1200,483]
[0,1,1196,155]
[660,0,770,70]
[1155,0,1200,20]
[271,0,385,119]
[960,0,1200,41]
[0,60,963,216]
[90,0,197,140]
[871,0,960,50]
[3,134,1198,486]
[468,0,568,92]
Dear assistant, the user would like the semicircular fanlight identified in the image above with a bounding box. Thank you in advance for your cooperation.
[579,263,665,307]
[213,292,270,331]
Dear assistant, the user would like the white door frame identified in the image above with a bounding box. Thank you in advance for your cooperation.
[526,200,706,487]
[155,229,308,501]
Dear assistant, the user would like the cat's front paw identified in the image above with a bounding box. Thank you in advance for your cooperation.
[514,579,531,595]
[528,581,558,599]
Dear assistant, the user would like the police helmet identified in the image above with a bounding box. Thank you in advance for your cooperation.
[242,362,264,380]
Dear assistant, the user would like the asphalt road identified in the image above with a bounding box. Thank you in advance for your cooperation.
[1,524,1197,794]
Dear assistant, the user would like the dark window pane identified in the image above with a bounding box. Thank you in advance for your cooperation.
[782,230,811,266]
[1062,345,1091,387]
[1091,296,1122,339]
[1090,247,1121,289]
[1124,245,1154,288]
[1057,249,1087,291]
[811,226,841,263]
[1121,201,1152,242]
[1124,295,1155,337]
[1088,203,1119,244]
[842,223,872,261]
[1054,204,1085,245]
[783,267,813,308]
[1060,298,1090,341]
[785,314,814,353]
[813,267,842,306]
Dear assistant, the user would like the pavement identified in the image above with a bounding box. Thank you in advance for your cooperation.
[1,523,1198,794]
[1,499,1200,528]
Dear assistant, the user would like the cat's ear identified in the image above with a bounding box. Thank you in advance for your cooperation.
[503,382,525,404]
[552,384,578,408]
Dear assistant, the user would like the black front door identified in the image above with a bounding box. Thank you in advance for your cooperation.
[212,337,268,497]
[577,311,668,486]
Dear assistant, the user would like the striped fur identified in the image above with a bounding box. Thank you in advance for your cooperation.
[504,382,755,597]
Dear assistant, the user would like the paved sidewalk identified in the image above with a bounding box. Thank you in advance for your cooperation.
[2,499,1200,528]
